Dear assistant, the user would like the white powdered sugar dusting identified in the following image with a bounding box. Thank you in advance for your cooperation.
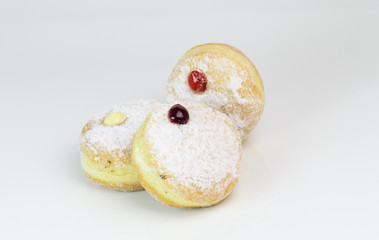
[167,53,259,136]
[81,100,162,164]
[228,71,253,104]
[167,54,231,110]
[146,101,241,193]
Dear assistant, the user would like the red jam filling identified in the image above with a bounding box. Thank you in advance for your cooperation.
[188,70,207,92]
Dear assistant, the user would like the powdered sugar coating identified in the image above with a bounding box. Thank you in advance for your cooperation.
[80,100,162,166]
[146,101,241,195]
[167,53,236,112]
[167,44,264,139]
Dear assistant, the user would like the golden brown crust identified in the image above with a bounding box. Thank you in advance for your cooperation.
[83,170,144,192]
[80,147,143,192]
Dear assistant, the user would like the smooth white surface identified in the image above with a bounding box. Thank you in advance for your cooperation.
[0,1,378,239]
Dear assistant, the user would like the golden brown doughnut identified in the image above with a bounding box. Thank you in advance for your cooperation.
[131,101,242,207]
[167,43,264,139]
[80,100,162,191]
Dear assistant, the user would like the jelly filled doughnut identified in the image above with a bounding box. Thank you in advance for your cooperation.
[167,43,264,139]
[80,100,162,191]
[131,101,242,207]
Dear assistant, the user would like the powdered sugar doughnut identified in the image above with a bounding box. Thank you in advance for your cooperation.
[80,100,162,191]
[131,101,242,207]
[167,43,264,139]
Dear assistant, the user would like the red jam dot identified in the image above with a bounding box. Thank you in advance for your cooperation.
[168,104,189,125]
[188,70,207,92]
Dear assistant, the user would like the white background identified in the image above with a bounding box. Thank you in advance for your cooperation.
[1,1,378,239]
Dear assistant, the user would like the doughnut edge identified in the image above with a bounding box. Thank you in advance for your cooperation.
[80,149,144,192]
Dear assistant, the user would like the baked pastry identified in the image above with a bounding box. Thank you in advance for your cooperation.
[131,101,242,207]
[80,100,162,191]
[167,43,264,139]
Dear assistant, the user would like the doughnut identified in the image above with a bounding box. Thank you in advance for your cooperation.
[131,101,242,207]
[167,43,265,139]
[80,100,162,191]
